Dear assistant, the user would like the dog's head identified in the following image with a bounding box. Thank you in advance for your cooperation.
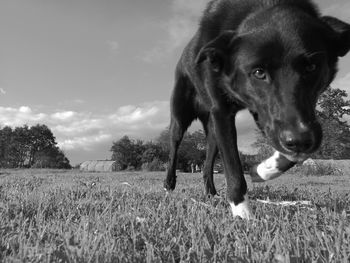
[196,8,350,161]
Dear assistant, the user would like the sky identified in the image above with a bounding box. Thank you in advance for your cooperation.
[1,0,350,165]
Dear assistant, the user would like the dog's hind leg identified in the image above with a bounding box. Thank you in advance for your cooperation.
[164,75,195,191]
[201,116,218,196]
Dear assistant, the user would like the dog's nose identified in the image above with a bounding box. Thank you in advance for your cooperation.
[279,129,314,153]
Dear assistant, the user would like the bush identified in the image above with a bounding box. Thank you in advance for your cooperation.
[126,165,136,171]
[142,159,166,172]
[293,162,343,176]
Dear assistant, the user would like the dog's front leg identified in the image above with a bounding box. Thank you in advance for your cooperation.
[212,109,252,219]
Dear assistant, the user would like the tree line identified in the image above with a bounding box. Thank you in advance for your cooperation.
[110,129,208,172]
[0,124,71,169]
[111,87,350,172]
[109,129,273,173]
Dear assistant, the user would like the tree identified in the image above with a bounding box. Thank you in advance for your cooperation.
[111,136,133,170]
[239,152,260,172]
[33,146,71,169]
[140,141,168,171]
[141,142,167,164]
[29,124,57,166]
[12,126,31,167]
[252,129,274,161]
[157,128,171,155]
[156,128,206,172]
[313,87,350,159]
[110,136,145,170]
[0,125,31,167]
[132,139,146,169]
[0,124,71,169]
[317,88,350,120]
[0,126,14,167]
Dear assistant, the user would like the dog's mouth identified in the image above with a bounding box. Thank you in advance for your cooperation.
[277,150,309,163]
[272,134,313,162]
[274,135,308,161]
[261,127,318,163]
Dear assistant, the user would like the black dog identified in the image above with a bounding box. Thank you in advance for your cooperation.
[164,0,350,218]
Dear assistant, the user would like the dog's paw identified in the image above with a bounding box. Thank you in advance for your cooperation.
[163,187,174,195]
[230,195,253,219]
[163,180,176,192]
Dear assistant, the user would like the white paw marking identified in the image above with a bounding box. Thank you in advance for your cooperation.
[230,195,252,219]
[164,188,172,195]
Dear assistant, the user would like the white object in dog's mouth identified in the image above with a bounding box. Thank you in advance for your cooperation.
[251,151,308,182]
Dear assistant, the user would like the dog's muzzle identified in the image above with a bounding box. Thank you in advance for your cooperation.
[277,120,322,155]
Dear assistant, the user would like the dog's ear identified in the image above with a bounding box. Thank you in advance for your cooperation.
[195,30,236,72]
[322,16,350,57]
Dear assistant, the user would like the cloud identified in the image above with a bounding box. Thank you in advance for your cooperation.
[0,88,6,95]
[142,0,209,63]
[19,106,32,113]
[0,100,260,162]
[0,106,47,126]
[0,101,170,159]
[109,101,167,125]
[51,111,76,121]
[58,132,112,151]
[107,40,120,55]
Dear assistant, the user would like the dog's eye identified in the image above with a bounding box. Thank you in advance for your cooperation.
[305,63,317,73]
[252,68,267,80]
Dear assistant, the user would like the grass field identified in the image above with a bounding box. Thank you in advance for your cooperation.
[0,165,349,262]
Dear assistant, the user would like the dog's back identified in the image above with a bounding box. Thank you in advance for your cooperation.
[201,0,319,33]
[182,0,319,69]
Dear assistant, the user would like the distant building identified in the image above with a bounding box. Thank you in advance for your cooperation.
[79,160,119,172]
